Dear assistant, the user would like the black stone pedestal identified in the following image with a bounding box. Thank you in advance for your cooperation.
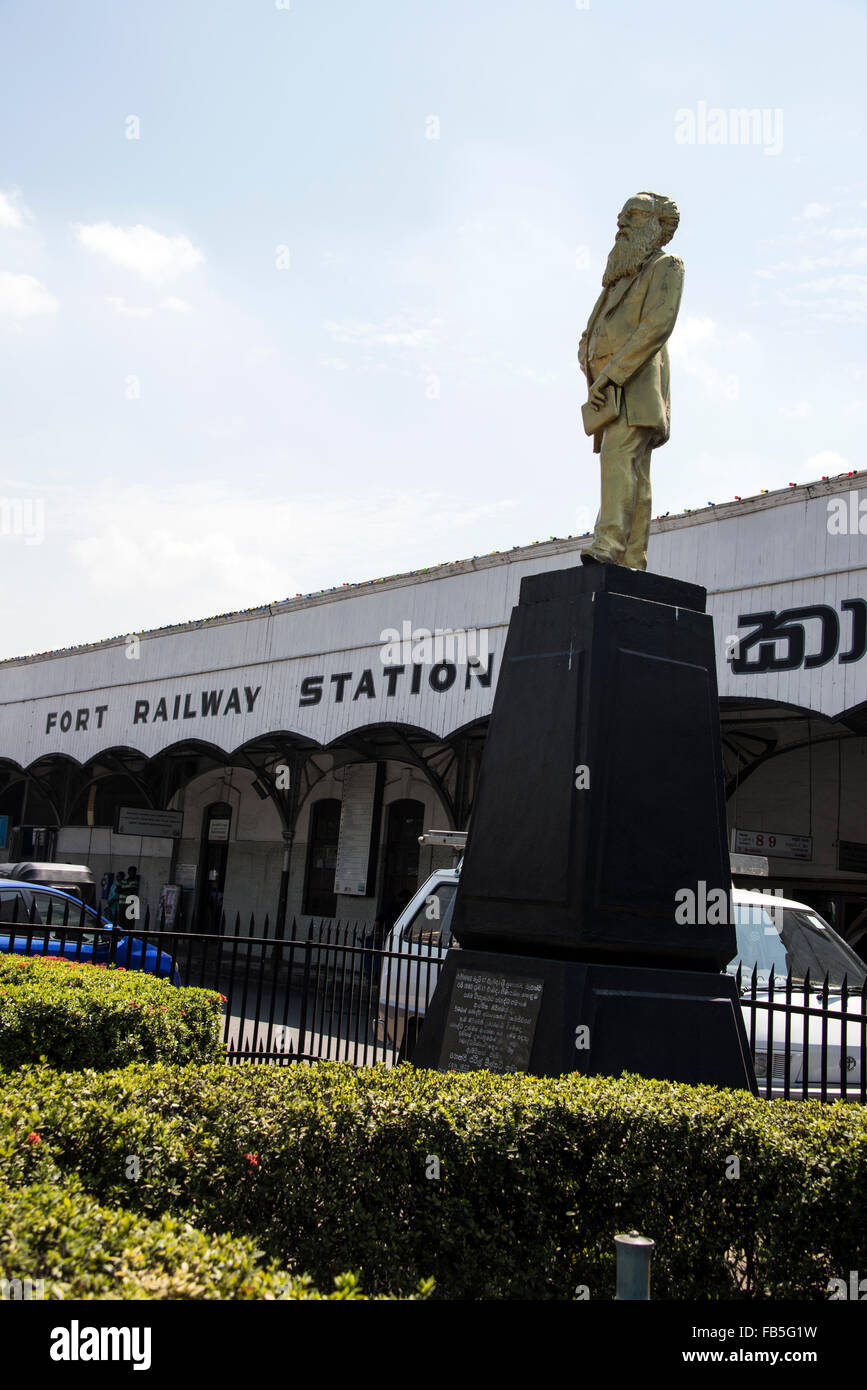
[451,563,734,971]
[411,949,757,1093]
[412,563,757,1092]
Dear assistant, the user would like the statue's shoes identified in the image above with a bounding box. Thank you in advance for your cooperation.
[579,550,610,565]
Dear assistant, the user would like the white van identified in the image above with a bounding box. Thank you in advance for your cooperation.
[376,874,866,1092]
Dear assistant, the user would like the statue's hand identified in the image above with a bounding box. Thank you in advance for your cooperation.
[589,371,610,409]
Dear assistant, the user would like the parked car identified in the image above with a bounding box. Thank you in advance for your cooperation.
[730,890,865,1096]
[0,880,179,982]
[375,866,458,1059]
[376,875,867,1092]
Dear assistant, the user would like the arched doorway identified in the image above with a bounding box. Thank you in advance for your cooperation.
[303,798,341,918]
[380,798,424,918]
[196,801,232,931]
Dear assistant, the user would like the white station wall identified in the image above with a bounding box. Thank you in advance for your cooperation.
[1,485,865,777]
[4,480,866,920]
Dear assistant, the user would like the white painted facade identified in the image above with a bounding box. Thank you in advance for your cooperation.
[1,473,866,942]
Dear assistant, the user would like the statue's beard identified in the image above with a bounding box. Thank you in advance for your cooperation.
[602,221,662,285]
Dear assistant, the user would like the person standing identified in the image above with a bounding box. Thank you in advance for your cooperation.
[112,865,140,925]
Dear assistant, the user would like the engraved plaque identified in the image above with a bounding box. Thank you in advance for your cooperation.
[438,969,544,1073]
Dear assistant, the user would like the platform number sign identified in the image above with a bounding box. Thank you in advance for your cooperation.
[732,828,812,861]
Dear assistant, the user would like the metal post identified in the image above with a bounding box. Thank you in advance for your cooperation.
[275,830,292,940]
[614,1231,654,1300]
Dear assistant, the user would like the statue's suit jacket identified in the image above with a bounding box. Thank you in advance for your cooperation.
[579,249,684,454]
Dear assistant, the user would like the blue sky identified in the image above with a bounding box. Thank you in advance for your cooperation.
[1,0,865,657]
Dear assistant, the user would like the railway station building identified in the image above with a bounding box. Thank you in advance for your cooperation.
[1,471,866,957]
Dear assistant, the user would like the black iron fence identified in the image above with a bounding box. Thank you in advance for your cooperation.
[732,961,867,1103]
[1,895,866,1100]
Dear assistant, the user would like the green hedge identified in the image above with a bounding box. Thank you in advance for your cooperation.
[2,1061,865,1299]
[0,956,224,1070]
[0,1179,428,1299]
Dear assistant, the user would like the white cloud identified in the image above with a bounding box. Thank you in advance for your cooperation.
[0,271,59,318]
[62,482,520,627]
[324,315,440,348]
[798,273,867,296]
[106,296,153,319]
[202,416,246,441]
[514,364,560,387]
[74,222,204,284]
[759,197,867,322]
[451,211,573,280]
[0,189,32,230]
[804,450,850,476]
[670,315,717,349]
[438,497,517,528]
[826,226,867,240]
[69,486,293,605]
[159,296,191,313]
[668,316,741,401]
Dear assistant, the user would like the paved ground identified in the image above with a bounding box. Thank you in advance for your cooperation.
[174,945,396,1064]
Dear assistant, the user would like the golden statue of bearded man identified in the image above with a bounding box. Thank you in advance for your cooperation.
[578,192,683,570]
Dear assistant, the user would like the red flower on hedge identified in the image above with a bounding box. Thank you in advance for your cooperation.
[26,1132,41,1145]
[243,1152,259,1170]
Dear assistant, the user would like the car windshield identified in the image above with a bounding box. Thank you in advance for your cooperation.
[729,899,867,990]
[34,889,104,945]
[0,889,105,947]
[403,881,457,949]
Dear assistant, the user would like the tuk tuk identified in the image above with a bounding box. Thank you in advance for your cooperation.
[0,861,96,908]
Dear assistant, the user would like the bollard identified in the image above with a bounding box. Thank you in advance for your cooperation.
[614,1230,654,1300]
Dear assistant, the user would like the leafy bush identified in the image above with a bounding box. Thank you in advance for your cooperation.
[0,1179,428,1299]
[0,956,224,1070]
[2,1061,865,1299]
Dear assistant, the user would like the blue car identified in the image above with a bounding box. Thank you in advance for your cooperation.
[0,880,179,982]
